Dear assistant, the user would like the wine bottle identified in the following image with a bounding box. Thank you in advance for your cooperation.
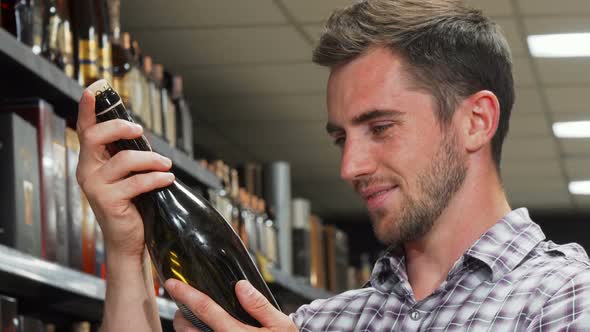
[111,32,133,114]
[57,0,73,77]
[87,79,280,330]
[147,57,163,136]
[171,75,194,157]
[152,64,168,140]
[71,0,98,87]
[142,55,157,131]
[93,0,112,83]
[2,0,43,53]
[42,0,63,67]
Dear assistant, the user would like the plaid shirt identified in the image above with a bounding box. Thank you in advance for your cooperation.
[290,208,590,331]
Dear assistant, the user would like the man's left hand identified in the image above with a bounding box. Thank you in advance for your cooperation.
[164,279,298,332]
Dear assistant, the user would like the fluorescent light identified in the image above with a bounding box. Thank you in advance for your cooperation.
[569,181,590,195]
[552,121,590,138]
[528,33,590,57]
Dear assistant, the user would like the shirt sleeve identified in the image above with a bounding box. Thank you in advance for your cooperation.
[526,268,590,331]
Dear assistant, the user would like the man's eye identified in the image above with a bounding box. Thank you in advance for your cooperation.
[372,124,393,136]
[333,136,345,148]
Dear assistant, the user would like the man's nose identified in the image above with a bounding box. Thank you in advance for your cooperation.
[340,137,377,182]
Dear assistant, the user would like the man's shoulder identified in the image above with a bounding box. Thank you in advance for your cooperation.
[533,239,590,268]
[518,239,590,289]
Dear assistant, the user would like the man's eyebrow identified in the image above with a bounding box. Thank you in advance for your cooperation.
[352,109,403,125]
[325,109,403,135]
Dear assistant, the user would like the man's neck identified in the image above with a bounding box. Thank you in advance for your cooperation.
[402,168,511,301]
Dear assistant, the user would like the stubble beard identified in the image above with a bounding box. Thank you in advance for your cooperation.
[371,130,468,247]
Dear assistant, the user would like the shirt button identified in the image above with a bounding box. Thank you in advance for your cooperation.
[410,310,420,321]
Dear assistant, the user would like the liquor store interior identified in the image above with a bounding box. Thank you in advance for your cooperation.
[1,0,590,331]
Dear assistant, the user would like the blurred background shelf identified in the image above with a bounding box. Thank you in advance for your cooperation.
[266,265,335,301]
[0,244,176,322]
[0,28,83,111]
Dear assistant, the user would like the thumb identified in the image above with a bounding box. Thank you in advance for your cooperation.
[235,280,286,328]
[77,89,96,134]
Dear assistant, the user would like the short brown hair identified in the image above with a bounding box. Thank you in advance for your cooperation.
[313,0,515,171]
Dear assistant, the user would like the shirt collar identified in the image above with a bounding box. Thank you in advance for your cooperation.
[369,208,546,290]
[464,208,546,282]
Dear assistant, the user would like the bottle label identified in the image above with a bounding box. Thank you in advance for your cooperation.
[99,41,113,83]
[78,39,99,86]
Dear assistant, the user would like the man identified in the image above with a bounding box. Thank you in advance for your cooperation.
[76,0,590,331]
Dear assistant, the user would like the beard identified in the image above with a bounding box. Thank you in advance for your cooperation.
[369,129,467,246]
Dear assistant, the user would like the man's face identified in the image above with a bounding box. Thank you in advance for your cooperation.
[326,47,467,246]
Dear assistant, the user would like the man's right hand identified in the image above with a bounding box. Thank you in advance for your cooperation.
[75,89,175,260]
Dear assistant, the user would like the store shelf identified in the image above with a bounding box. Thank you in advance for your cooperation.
[267,266,335,301]
[0,244,176,321]
[0,28,220,190]
[0,28,83,110]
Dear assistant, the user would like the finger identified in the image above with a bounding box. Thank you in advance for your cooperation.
[98,150,172,183]
[76,90,96,134]
[236,280,287,328]
[173,310,200,332]
[110,172,175,201]
[80,118,143,148]
[164,279,242,332]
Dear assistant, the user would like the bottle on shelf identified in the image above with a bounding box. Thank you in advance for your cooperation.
[238,188,250,249]
[171,75,194,157]
[262,200,279,267]
[129,39,147,127]
[93,0,112,83]
[57,0,73,77]
[142,55,157,132]
[147,57,164,136]
[87,79,280,330]
[229,166,241,234]
[111,32,133,116]
[162,69,177,147]
[41,0,63,67]
[70,0,98,87]
[152,63,173,142]
[133,41,153,130]
[2,0,44,54]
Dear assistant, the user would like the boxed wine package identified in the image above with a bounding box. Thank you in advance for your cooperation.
[291,198,311,279]
[65,128,83,271]
[1,99,68,264]
[17,316,44,332]
[0,113,42,257]
[309,215,326,289]
[0,295,18,332]
[82,194,97,275]
[324,225,349,293]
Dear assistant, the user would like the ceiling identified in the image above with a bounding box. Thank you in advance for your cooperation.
[121,0,590,220]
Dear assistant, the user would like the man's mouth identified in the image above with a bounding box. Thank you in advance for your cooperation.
[359,185,398,209]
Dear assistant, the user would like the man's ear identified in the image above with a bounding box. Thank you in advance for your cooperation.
[460,90,501,153]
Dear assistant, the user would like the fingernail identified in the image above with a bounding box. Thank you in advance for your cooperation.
[239,280,255,297]
[163,157,172,167]
[166,173,175,182]
[165,279,177,291]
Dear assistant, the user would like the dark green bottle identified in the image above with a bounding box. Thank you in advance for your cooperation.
[87,79,280,331]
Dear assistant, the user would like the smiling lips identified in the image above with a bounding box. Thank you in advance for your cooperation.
[359,185,399,209]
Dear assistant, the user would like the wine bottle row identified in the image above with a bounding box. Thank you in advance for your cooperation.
[201,159,362,293]
[0,0,194,156]
[0,294,99,332]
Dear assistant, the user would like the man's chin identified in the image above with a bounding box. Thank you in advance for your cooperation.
[370,213,398,245]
